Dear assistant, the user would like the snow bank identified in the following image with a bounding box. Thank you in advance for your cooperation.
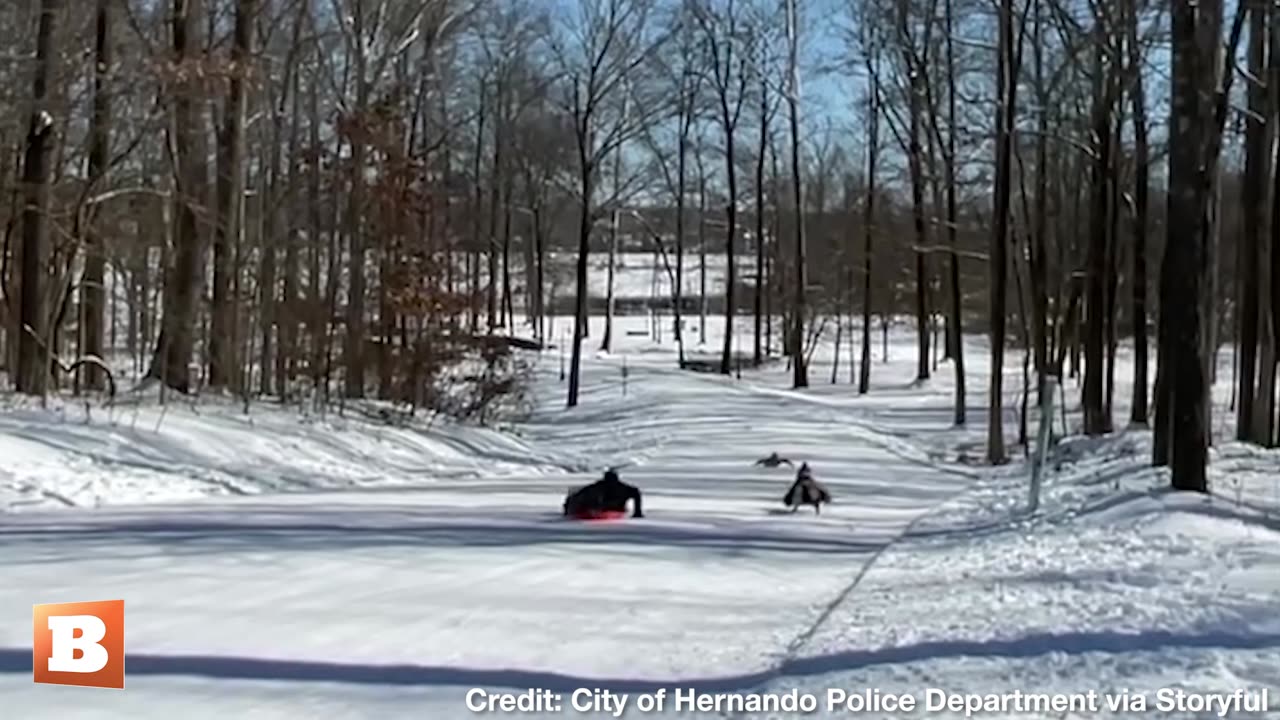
[744,430,1280,717]
[0,391,575,513]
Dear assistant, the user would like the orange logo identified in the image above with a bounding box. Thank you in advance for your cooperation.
[33,600,125,689]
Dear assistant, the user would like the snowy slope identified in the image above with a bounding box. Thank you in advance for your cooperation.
[745,431,1280,718]
[2,316,1278,719]
[0,393,578,511]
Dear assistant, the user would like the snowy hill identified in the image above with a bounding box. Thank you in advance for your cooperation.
[2,317,1277,718]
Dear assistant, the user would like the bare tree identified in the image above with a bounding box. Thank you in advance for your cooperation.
[209,0,255,392]
[942,0,964,423]
[1250,0,1279,445]
[692,0,752,376]
[987,0,1023,464]
[1158,0,1245,486]
[784,0,807,388]
[1160,0,1209,486]
[599,87,629,353]
[147,0,211,393]
[1127,0,1151,427]
[750,2,779,368]
[892,0,933,382]
[857,2,881,397]
[639,5,703,366]
[553,0,665,408]
[77,0,113,393]
[13,0,63,396]
[1082,3,1122,436]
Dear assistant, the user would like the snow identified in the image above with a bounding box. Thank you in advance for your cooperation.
[2,314,1278,719]
[509,251,747,303]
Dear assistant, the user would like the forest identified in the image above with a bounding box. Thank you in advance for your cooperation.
[0,0,1270,495]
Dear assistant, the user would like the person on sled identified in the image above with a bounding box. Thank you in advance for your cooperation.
[563,469,644,519]
[783,462,831,514]
[754,451,794,468]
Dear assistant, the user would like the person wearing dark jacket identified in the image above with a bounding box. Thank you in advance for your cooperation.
[783,462,831,514]
[754,452,794,468]
[563,469,644,518]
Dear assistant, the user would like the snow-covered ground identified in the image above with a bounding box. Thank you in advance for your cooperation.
[522,251,749,304]
[2,315,1278,718]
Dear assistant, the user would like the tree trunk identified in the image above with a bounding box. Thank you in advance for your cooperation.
[1030,0,1049,399]
[502,180,514,333]
[147,0,210,394]
[307,74,324,390]
[1083,32,1114,436]
[487,77,503,333]
[1103,80,1122,433]
[1271,6,1280,445]
[787,0,807,388]
[987,0,1017,464]
[470,84,486,333]
[260,166,279,396]
[533,206,546,342]
[275,32,304,398]
[79,0,112,392]
[343,0,369,399]
[1253,4,1280,445]
[567,160,593,408]
[15,0,62,396]
[860,43,879,397]
[1128,0,1151,426]
[1163,0,1210,491]
[753,73,769,367]
[698,162,707,346]
[601,209,618,352]
[1269,1,1280,443]
[946,0,965,424]
[769,135,782,358]
[900,0,930,383]
[674,71,691,366]
[210,0,252,391]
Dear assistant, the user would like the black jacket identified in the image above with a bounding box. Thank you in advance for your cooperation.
[783,464,831,507]
[564,470,644,517]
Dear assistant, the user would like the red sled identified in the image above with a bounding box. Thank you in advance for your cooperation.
[570,509,628,521]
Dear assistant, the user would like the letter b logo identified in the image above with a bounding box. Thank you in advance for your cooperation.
[33,600,124,689]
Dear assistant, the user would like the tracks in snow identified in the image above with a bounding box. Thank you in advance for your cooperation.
[625,359,981,483]
[587,358,992,714]
[722,495,979,719]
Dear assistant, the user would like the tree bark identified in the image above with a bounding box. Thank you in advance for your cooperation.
[1254,3,1280,445]
[147,0,210,394]
[210,0,253,391]
[1163,0,1210,491]
[674,67,692,366]
[601,208,618,352]
[1083,23,1116,436]
[344,3,369,399]
[945,0,965,424]
[275,24,305,398]
[987,0,1017,464]
[899,0,930,382]
[79,0,112,392]
[1029,0,1048,399]
[698,155,708,346]
[787,0,807,388]
[860,32,880,397]
[753,71,769,367]
[15,0,62,396]
[567,158,592,407]
[1128,0,1151,426]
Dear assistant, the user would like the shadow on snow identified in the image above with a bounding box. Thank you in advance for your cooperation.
[4,629,1278,689]
[0,515,882,558]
